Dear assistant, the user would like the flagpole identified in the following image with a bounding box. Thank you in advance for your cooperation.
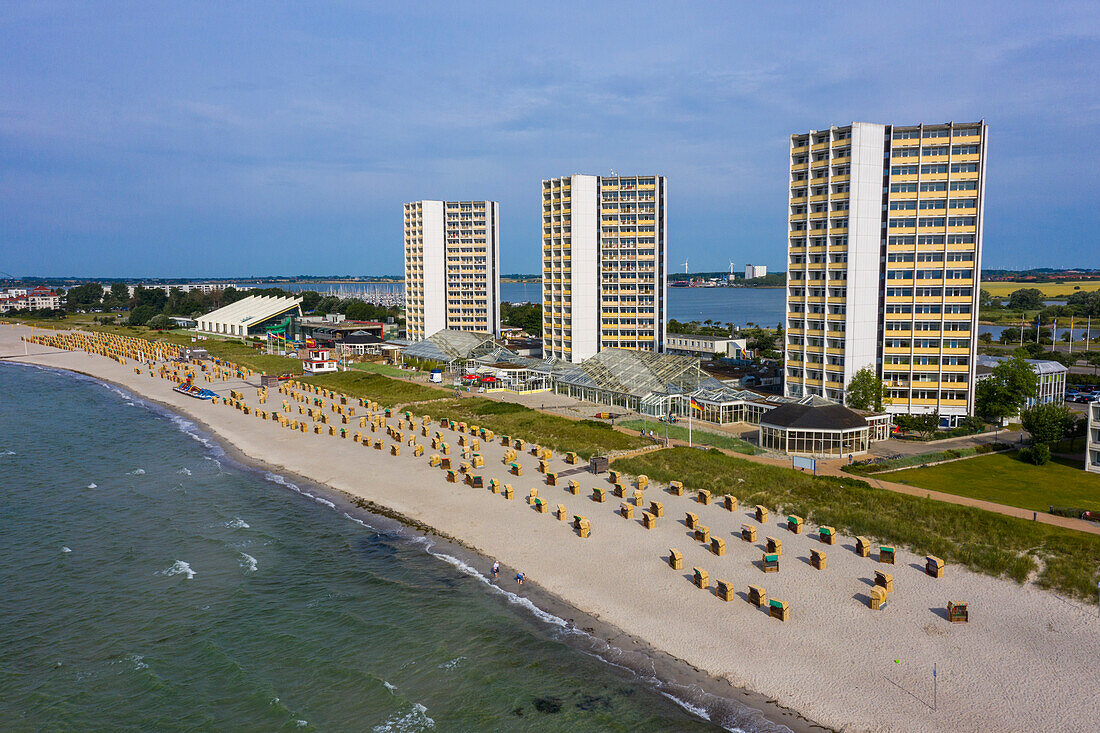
[1069,317,1074,355]
[1019,312,1024,347]
[689,398,693,448]
[1035,315,1040,344]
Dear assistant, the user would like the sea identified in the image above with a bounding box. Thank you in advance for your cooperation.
[0,362,792,732]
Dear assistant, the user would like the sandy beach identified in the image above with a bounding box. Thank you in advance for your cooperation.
[4,324,1098,733]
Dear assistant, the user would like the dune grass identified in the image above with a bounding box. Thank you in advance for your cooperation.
[888,451,1100,513]
[300,370,451,407]
[612,447,1100,602]
[425,398,648,459]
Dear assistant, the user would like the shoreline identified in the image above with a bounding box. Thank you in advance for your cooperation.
[3,357,814,733]
[6,324,1100,733]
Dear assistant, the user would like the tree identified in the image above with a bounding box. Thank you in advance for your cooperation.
[998,327,1020,345]
[975,354,1039,423]
[1007,288,1044,311]
[147,313,171,330]
[108,282,130,308]
[64,282,104,310]
[1020,403,1073,446]
[979,288,1001,309]
[1022,443,1051,465]
[977,332,992,343]
[846,366,888,411]
[128,304,156,326]
[911,412,940,440]
[299,290,322,313]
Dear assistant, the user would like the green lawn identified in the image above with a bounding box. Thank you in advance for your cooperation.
[618,419,760,455]
[888,451,1100,513]
[612,447,1100,602]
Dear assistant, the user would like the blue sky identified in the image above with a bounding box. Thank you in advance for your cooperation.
[2,2,1097,278]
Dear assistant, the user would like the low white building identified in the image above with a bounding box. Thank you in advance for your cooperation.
[975,354,1067,412]
[194,295,302,338]
[302,348,338,375]
[665,333,748,359]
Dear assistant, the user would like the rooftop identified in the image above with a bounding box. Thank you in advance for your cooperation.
[759,403,869,431]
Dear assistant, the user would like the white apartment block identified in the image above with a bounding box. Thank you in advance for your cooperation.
[1087,401,1100,474]
[745,264,767,279]
[785,121,987,421]
[542,174,667,363]
[403,200,500,342]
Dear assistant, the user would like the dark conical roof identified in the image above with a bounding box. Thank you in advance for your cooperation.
[760,403,868,430]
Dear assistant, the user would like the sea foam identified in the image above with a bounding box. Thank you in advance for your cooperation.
[128,468,146,475]
[157,560,195,580]
[61,546,72,553]
[372,702,434,732]
[238,553,258,573]
[225,518,250,529]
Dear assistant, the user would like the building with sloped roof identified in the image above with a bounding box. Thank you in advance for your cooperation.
[194,295,302,338]
[553,348,724,410]
[400,329,509,368]
[759,402,889,457]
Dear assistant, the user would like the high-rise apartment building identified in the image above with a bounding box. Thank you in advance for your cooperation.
[403,200,500,341]
[784,121,987,420]
[542,174,667,363]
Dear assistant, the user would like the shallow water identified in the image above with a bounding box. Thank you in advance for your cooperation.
[0,363,752,731]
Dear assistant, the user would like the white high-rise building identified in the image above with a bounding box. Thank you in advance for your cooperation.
[784,121,987,420]
[404,200,500,341]
[745,264,768,279]
[542,174,667,363]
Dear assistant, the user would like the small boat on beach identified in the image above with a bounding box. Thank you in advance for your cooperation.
[173,381,218,400]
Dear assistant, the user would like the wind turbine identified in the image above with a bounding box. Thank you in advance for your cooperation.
[682,259,689,274]
[728,261,736,283]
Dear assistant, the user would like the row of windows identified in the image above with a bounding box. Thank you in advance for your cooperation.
[891,163,980,175]
[885,355,970,365]
[892,127,980,139]
[884,338,971,349]
[889,217,976,228]
[888,235,976,245]
[887,269,973,279]
[890,145,979,157]
[885,303,972,314]
[886,287,974,298]
[891,181,978,192]
[884,321,971,331]
[887,251,975,262]
[888,389,969,401]
[888,199,977,210]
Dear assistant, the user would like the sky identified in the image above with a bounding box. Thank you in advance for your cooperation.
[2,1,1098,278]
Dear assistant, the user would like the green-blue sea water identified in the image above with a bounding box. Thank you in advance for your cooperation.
[0,363,798,732]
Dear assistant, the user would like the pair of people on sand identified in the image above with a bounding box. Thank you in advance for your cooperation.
[490,561,524,585]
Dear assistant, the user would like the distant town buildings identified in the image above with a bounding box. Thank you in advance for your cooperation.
[541,174,667,363]
[666,333,747,359]
[124,282,255,296]
[403,200,500,341]
[0,286,62,312]
[784,121,987,422]
[744,264,767,279]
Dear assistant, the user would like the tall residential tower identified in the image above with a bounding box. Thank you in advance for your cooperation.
[542,174,667,363]
[403,200,500,341]
[784,121,987,421]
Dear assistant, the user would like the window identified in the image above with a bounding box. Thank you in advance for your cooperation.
[890,201,917,210]
[921,164,948,174]
[890,218,916,228]
[916,269,943,280]
[886,304,912,313]
[891,165,919,175]
[886,287,913,297]
[945,304,971,314]
[922,146,949,156]
[914,339,940,348]
[893,147,920,158]
[920,181,947,192]
[923,129,950,138]
[888,252,915,262]
[949,199,977,209]
[890,183,917,192]
[917,252,944,262]
[946,269,972,279]
[918,235,945,245]
[950,180,977,191]
[953,127,979,137]
[948,216,976,226]
[889,235,916,245]
[919,200,946,209]
[946,251,973,261]
[951,145,979,155]
[914,304,941,313]
[951,163,979,173]
[947,234,975,244]
[831,236,848,246]
[885,339,910,348]
[892,130,920,139]
[888,269,914,279]
[916,287,942,297]
[918,217,945,227]
[945,287,973,297]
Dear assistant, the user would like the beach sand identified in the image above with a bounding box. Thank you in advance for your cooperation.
[5,323,1098,733]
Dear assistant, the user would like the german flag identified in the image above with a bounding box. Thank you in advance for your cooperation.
[690,397,702,411]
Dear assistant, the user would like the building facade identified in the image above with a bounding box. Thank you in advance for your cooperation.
[784,121,987,421]
[744,264,767,279]
[404,200,500,341]
[542,174,667,363]
[1087,401,1100,475]
[975,354,1066,413]
[665,333,747,359]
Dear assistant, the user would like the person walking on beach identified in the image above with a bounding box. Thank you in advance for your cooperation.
[491,561,500,580]
[515,572,525,585]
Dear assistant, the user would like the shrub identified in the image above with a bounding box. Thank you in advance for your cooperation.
[1024,443,1051,465]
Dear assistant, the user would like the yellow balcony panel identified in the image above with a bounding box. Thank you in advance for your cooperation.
[811,142,829,151]
[832,175,850,183]
[791,144,809,154]
[803,378,824,387]
[826,347,845,355]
